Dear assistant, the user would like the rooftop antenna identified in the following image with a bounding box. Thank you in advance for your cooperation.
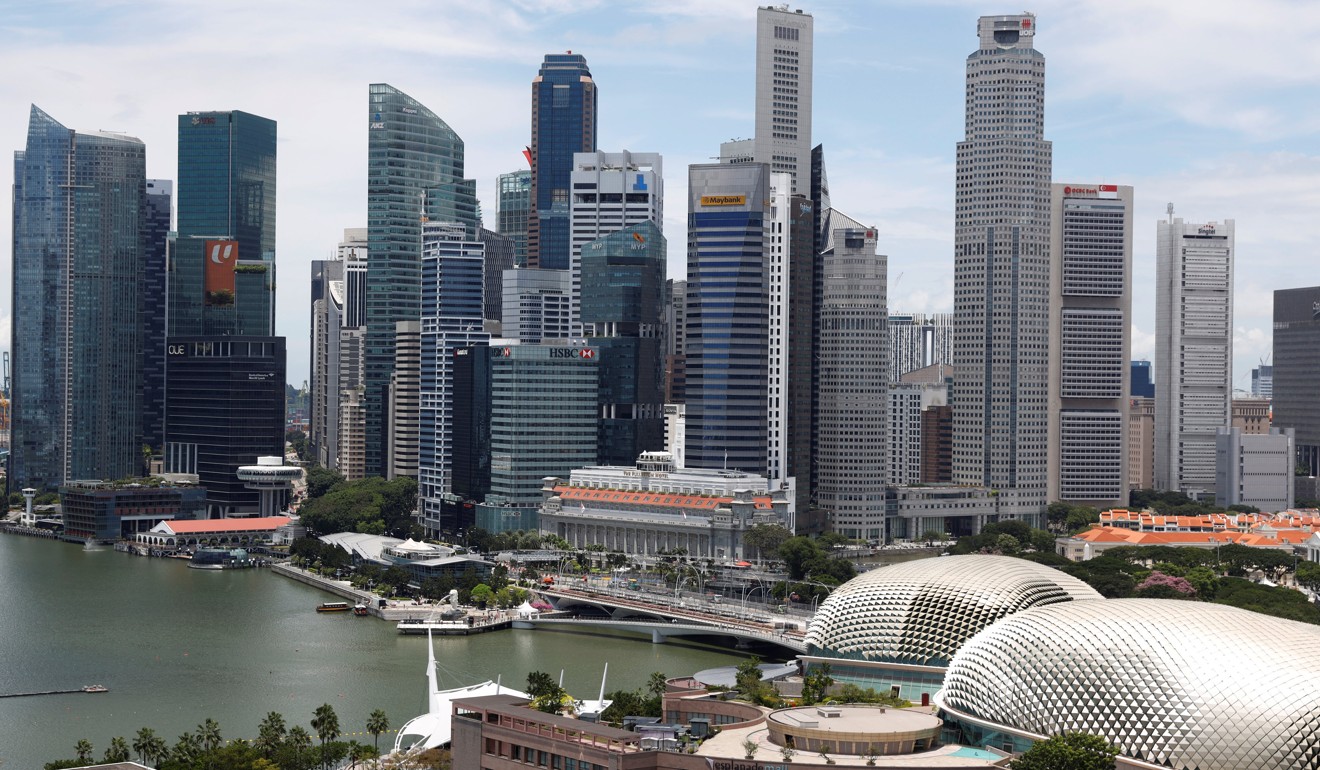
[1166,202,1174,223]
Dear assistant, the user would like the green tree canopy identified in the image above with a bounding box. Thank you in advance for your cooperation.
[1009,732,1118,770]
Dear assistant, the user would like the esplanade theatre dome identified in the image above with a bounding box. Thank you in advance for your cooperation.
[804,555,1102,666]
[938,599,1320,770]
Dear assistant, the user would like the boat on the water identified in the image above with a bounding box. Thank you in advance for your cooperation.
[353,604,370,616]
[81,685,108,693]
[316,602,352,613]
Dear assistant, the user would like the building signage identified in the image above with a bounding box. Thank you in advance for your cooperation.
[549,347,595,359]
[707,761,792,770]
[190,116,217,126]
[203,240,238,306]
[1063,184,1119,199]
[700,195,746,207]
[1198,224,1217,235]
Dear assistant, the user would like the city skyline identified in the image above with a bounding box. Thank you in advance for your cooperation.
[2,1,1315,387]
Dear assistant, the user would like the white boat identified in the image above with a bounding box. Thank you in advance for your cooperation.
[392,630,528,753]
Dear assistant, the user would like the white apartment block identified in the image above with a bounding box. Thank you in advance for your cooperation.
[569,151,662,335]
[1047,184,1133,508]
[1155,216,1234,497]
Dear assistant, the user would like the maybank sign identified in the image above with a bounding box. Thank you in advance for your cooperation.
[700,195,746,207]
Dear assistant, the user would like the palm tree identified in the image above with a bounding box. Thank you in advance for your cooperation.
[311,703,341,768]
[133,727,157,764]
[287,724,313,768]
[145,733,168,768]
[74,739,94,763]
[366,708,390,755]
[103,736,131,763]
[197,718,223,751]
[255,711,288,758]
[173,731,202,764]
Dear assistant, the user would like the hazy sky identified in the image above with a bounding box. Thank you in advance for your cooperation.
[4,0,1318,390]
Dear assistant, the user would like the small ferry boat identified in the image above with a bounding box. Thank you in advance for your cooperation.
[82,685,108,693]
[353,604,370,616]
[316,601,352,613]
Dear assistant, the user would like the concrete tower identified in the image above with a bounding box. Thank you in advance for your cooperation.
[1155,215,1234,496]
[952,14,1052,520]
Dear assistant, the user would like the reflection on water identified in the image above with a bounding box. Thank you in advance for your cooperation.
[0,534,750,768]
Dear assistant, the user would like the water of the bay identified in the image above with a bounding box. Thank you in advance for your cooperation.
[0,534,756,769]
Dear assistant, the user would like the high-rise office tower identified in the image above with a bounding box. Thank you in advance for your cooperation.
[527,54,597,270]
[890,366,951,486]
[581,221,666,466]
[1251,365,1273,399]
[663,279,687,405]
[310,257,345,468]
[888,313,954,382]
[169,111,277,338]
[1047,183,1133,508]
[1155,215,1234,496]
[480,229,515,324]
[766,173,815,509]
[569,151,662,334]
[141,179,173,457]
[815,212,887,541]
[388,320,421,480]
[341,228,368,328]
[10,106,147,490]
[952,14,1052,518]
[166,110,285,516]
[1271,286,1320,475]
[365,84,480,476]
[685,163,771,474]
[497,169,531,267]
[766,173,794,484]
[1130,360,1155,398]
[501,268,571,343]
[418,223,489,537]
[333,229,368,477]
[1128,396,1156,491]
[754,6,813,194]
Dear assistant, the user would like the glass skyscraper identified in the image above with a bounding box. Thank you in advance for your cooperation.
[166,109,285,516]
[496,169,531,267]
[10,106,147,490]
[418,223,489,538]
[141,179,173,456]
[684,163,771,475]
[365,83,480,476]
[527,54,596,270]
[170,111,277,337]
[581,221,666,466]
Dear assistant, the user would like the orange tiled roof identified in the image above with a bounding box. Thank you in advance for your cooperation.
[554,486,772,511]
[162,516,291,533]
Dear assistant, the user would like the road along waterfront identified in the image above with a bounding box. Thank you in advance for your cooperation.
[0,533,753,770]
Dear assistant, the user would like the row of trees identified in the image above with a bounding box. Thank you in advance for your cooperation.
[46,706,394,770]
[297,474,419,539]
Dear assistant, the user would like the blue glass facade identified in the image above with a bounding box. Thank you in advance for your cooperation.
[170,111,277,337]
[418,224,489,537]
[684,164,771,475]
[11,106,146,490]
[527,55,596,270]
[581,221,666,465]
[365,84,480,476]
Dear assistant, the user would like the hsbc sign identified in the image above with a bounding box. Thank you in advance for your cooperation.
[549,347,595,359]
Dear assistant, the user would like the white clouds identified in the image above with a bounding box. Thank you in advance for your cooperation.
[1130,325,1155,362]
